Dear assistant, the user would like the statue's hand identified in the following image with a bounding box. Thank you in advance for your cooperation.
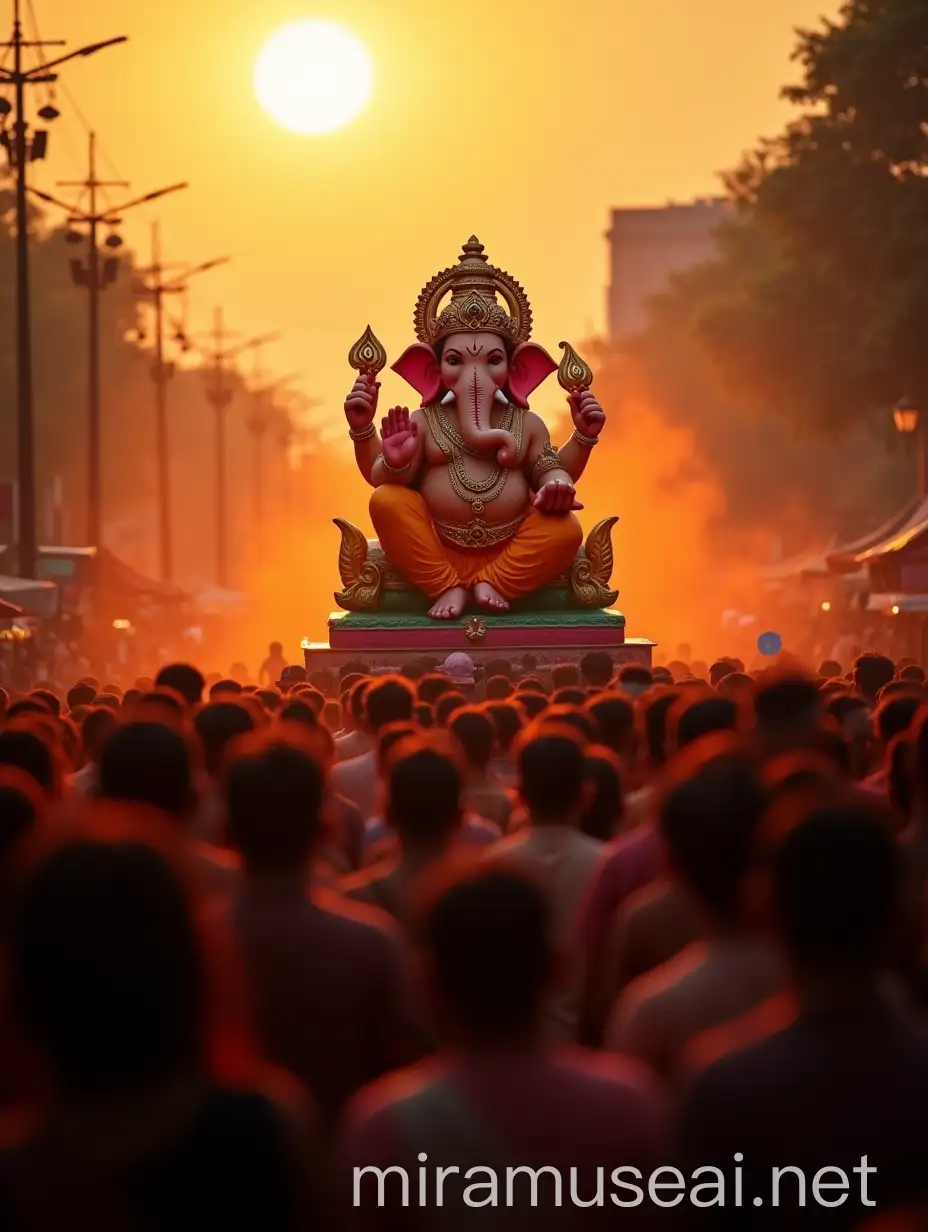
[534,478,583,514]
[569,389,606,440]
[345,373,380,433]
[381,406,420,470]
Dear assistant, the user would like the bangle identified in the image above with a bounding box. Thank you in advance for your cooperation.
[349,421,377,442]
[532,442,564,486]
[572,429,599,448]
[380,453,411,475]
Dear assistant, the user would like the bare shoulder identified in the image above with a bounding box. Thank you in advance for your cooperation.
[521,409,551,443]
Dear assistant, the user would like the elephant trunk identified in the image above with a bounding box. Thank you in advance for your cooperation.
[455,365,518,466]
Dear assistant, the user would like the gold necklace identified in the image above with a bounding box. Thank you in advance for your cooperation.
[424,404,525,515]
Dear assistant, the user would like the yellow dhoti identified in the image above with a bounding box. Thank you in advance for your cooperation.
[369,484,583,600]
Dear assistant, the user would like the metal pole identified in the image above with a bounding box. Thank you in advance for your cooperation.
[918,422,928,502]
[12,3,36,579]
[86,132,101,548]
[214,306,228,587]
[152,223,173,582]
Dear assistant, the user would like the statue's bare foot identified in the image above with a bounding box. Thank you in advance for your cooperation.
[428,586,470,620]
[473,582,510,612]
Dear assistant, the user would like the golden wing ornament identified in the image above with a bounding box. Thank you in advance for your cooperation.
[333,518,384,611]
[569,517,619,608]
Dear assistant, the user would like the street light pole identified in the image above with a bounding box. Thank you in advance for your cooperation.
[31,145,187,549]
[138,232,228,581]
[893,395,927,501]
[0,6,126,577]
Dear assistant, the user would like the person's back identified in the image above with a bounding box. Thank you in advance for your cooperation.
[605,737,780,1080]
[450,707,512,832]
[338,865,666,1231]
[331,676,415,820]
[0,809,327,1231]
[491,728,604,1039]
[678,791,928,1229]
[225,733,418,1126]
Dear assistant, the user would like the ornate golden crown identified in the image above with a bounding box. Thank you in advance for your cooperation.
[414,236,533,347]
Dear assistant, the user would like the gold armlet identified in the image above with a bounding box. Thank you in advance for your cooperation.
[531,442,564,486]
[571,429,600,448]
[349,422,377,443]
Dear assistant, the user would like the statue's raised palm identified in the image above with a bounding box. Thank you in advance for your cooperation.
[381,406,420,470]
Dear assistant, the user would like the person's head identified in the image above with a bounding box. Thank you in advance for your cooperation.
[7,698,51,723]
[121,688,141,711]
[517,727,588,825]
[154,664,205,708]
[709,660,737,689]
[754,672,822,750]
[854,653,895,704]
[364,675,415,734]
[818,660,843,681]
[268,641,283,657]
[93,693,121,713]
[347,677,371,728]
[81,706,118,765]
[9,816,205,1098]
[279,698,320,732]
[30,688,60,718]
[193,702,256,780]
[133,689,186,729]
[485,700,524,756]
[209,678,242,701]
[717,671,755,700]
[551,663,580,690]
[441,653,476,693]
[551,687,587,708]
[0,727,58,796]
[770,790,899,977]
[449,707,496,772]
[485,675,513,701]
[322,699,342,731]
[517,676,547,695]
[899,663,925,685]
[579,747,623,842]
[339,659,371,685]
[513,690,548,721]
[292,685,326,715]
[255,688,281,714]
[615,664,653,698]
[414,701,434,729]
[415,862,551,1044]
[584,694,635,761]
[386,737,463,853]
[579,651,613,689]
[671,694,740,753]
[435,691,467,728]
[659,736,765,929]
[873,694,920,754]
[98,722,197,821]
[417,673,456,706]
[538,704,597,745]
[483,657,513,683]
[641,689,678,770]
[376,721,419,775]
[225,735,325,876]
[279,665,307,693]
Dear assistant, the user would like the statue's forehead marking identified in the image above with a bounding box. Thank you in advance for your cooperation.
[466,341,484,356]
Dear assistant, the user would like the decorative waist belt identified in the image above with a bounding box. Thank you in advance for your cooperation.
[434,515,524,550]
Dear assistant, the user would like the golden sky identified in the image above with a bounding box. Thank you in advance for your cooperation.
[24,0,838,437]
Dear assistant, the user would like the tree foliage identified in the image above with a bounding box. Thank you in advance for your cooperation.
[696,0,928,432]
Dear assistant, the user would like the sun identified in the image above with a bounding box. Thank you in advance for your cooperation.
[254,20,373,135]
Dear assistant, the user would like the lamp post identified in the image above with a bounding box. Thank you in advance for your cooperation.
[893,395,927,500]
[30,141,187,549]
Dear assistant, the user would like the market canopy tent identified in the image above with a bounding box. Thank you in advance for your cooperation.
[0,574,58,619]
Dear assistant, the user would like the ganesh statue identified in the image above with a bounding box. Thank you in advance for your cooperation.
[335,237,619,621]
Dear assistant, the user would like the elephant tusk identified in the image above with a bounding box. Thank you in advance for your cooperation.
[440,390,456,406]
[493,388,509,407]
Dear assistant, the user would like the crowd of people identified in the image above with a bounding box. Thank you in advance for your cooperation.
[0,642,925,1229]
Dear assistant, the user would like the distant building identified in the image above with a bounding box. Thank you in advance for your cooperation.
[605,198,730,340]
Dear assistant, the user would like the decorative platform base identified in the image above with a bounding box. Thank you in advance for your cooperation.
[302,610,654,677]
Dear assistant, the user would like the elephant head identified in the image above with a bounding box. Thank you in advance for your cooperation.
[392,331,557,467]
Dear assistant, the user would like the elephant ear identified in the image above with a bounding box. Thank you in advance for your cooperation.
[508,342,558,408]
[392,343,441,405]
